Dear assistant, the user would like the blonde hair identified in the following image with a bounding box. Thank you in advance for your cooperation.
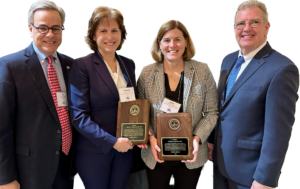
[151,20,195,62]
[85,6,127,51]
[235,0,269,24]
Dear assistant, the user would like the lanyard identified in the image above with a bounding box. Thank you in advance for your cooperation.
[177,71,184,103]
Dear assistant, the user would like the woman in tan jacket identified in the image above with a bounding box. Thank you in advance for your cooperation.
[137,20,218,189]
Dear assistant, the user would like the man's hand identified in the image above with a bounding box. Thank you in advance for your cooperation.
[113,138,133,152]
[0,180,20,189]
[251,180,272,189]
[149,135,164,163]
[182,136,200,163]
[208,143,214,161]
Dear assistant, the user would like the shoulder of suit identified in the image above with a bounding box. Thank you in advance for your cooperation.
[57,52,74,62]
[142,62,160,72]
[0,48,27,65]
[118,54,133,62]
[57,51,74,60]
[268,49,295,66]
[137,62,159,81]
[224,50,239,60]
[188,59,209,69]
[186,59,208,67]
[74,53,94,63]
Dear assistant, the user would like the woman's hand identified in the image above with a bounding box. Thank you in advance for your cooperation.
[182,136,200,163]
[0,180,20,189]
[113,138,133,152]
[149,135,164,163]
[137,144,148,148]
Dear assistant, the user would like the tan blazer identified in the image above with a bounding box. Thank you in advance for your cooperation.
[137,59,218,169]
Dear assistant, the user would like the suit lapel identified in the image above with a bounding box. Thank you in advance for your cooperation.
[93,51,119,101]
[221,43,273,111]
[58,53,72,88]
[24,44,60,124]
[116,53,132,87]
[219,54,238,108]
[182,60,194,112]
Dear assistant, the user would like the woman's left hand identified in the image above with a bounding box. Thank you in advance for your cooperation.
[182,136,200,163]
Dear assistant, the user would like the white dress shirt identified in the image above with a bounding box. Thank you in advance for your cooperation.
[103,59,127,90]
[235,41,267,81]
[32,43,66,92]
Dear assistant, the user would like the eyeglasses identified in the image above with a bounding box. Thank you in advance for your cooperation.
[31,24,64,34]
[234,20,263,30]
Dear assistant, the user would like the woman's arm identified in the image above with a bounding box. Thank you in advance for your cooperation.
[193,64,218,143]
[69,59,128,154]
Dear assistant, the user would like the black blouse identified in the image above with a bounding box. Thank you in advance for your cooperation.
[164,71,184,112]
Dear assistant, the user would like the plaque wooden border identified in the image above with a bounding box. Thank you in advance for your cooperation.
[117,99,150,145]
[156,113,194,160]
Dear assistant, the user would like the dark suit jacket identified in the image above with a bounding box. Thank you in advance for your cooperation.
[69,51,136,154]
[0,44,76,189]
[210,42,299,187]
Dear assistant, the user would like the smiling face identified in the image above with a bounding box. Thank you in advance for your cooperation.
[159,28,187,64]
[235,6,270,55]
[29,10,62,56]
[93,19,121,57]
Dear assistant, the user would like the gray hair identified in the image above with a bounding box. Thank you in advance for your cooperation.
[28,0,65,25]
[234,0,269,24]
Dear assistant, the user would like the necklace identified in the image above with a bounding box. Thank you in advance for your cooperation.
[172,73,181,82]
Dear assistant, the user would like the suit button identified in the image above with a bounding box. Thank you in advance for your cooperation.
[57,130,61,133]
[55,151,59,155]
[220,117,224,121]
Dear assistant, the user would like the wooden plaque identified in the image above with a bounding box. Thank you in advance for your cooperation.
[156,113,194,161]
[117,99,150,145]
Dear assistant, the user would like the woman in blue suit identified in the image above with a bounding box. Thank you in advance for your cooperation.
[69,7,135,189]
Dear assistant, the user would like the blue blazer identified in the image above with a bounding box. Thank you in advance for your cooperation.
[211,42,299,187]
[69,51,136,154]
[0,44,76,188]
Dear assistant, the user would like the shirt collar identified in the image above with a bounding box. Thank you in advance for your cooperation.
[238,41,267,62]
[32,42,58,63]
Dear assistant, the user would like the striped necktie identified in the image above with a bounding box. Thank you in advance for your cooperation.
[225,56,245,98]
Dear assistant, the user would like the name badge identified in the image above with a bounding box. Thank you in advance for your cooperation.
[119,87,136,102]
[56,92,68,107]
[160,98,181,113]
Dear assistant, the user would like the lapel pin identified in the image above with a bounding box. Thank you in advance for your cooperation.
[66,66,70,69]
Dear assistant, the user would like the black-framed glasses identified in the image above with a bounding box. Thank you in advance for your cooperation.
[31,24,64,34]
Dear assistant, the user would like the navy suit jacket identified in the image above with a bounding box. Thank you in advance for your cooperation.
[211,42,299,187]
[69,51,136,154]
[0,44,76,189]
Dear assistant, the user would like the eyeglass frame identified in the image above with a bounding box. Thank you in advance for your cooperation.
[30,23,65,34]
[234,19,266,30]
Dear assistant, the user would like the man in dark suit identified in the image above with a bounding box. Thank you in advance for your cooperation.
[0,1,75,189]
[208,0,299,188]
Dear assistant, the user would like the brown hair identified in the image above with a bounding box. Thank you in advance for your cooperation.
[85,6,127,51]
[151,20,195,62]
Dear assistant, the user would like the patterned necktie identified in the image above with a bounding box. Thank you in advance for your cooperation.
[47,56,72,155]
[225,56,245,98]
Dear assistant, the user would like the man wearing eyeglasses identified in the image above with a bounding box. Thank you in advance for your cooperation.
[0,1,75,189]
[208,0,299,189]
